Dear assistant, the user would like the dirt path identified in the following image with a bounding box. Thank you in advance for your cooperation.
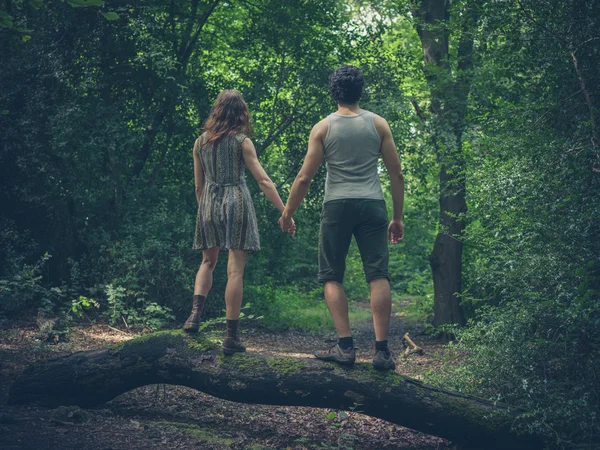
[0,308,452,450]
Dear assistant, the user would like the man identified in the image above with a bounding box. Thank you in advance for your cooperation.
[279,65,405,370]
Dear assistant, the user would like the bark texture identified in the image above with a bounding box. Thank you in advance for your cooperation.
[8,331,544,450]
[415,0,479,326]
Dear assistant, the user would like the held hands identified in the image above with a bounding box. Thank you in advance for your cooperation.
[388,219,404,244]
[278,212,296,237]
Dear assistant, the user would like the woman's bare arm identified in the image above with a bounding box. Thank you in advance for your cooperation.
[241,138,286,213]
[193,137,205,205]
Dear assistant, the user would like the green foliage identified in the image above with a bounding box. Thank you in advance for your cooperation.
[1,0,406,321]
[70,295,99,318]
[0,253,55,312]
[0,10,14,29]
[102,12,119,21]
[67,0,105,7]
[422,0,600,446]
[396,295,433,327]
[103,283,174,331]
[245,284,331,332]
[428,263,600,445]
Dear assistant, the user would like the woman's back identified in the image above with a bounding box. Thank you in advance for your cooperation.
[199,133,247,186]
[193,131,260,253]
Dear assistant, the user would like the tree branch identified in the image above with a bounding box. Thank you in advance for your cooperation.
[8,331,546,450]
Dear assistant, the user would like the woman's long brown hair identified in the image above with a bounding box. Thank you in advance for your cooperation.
[202,89,252,145]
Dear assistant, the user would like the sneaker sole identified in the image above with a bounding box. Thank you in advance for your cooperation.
[314,354,355,366]
[372,361,396,371]
[222,346,246,356]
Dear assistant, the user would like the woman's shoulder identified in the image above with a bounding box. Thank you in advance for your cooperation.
[194,132,210,151]
[233,132,250,145]
[197,132,209,143]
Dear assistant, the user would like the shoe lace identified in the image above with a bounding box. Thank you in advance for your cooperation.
[323,340,355,354]
[378,349,393,360]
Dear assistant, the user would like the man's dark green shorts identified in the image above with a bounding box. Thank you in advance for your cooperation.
[318,198,390,284]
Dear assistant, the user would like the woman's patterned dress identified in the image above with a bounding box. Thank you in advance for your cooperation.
[193,133,260,253]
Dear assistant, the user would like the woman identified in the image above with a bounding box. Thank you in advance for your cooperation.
[184,89,294,355]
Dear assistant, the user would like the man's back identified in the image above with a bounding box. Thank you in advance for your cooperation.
[323,110,383,203]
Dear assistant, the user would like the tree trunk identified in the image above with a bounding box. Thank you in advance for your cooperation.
[415,0,477,326]
[8,331,544,449]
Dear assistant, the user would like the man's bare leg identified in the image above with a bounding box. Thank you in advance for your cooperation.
[324,281,352,338]
[369,277,395,370]
[369,278,392,341]
[315,280,355,365]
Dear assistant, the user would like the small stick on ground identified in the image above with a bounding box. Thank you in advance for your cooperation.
[402,332,424,358]
[105,324,130,335]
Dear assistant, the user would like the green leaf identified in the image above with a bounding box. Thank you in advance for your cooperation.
[68,0,104,7]
[1,110,8,115]
[326,412,336,420]
[102,12,119,21]
[0,11,14,29]
[22,35,31,42]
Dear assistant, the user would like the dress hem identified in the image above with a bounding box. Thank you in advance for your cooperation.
[192,245,259,254]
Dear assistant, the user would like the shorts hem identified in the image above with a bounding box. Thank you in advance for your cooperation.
[317,275,344,284]
[365,273,390,283]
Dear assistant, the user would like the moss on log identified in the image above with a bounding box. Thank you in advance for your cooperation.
[8,330,544,449]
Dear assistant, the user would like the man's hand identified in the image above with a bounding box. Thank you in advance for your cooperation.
[279,212,296,237]
[388,219,404,244]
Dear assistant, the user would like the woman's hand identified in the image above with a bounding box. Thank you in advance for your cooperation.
[279,213,296,237]
[288,218,296,237]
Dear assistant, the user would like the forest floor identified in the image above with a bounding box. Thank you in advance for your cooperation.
[0,299,455,450]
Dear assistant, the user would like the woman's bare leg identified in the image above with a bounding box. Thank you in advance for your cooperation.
[194,247,220,296]
[185,247,220,331]
[225,249,248,319]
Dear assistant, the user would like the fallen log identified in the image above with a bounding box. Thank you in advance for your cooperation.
[8,330,544,449]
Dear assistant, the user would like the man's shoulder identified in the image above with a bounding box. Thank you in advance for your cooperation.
[369,112,387,124]
[311,117,330,138]
[369,113,391,136]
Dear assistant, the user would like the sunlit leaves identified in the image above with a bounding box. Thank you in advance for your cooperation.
[102,12,119,21]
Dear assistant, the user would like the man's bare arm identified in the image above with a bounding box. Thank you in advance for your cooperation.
[281,120,326,220]
[376,116,405,243]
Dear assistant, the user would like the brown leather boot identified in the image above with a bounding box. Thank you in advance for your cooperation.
[222,319,246,355]
[183,295,206,332]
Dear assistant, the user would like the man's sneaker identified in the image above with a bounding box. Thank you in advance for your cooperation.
[222,337,246,356]
[314,343,356,366]
[373,350,396,371]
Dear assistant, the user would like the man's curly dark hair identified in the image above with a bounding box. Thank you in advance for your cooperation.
[328,65,364,105]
